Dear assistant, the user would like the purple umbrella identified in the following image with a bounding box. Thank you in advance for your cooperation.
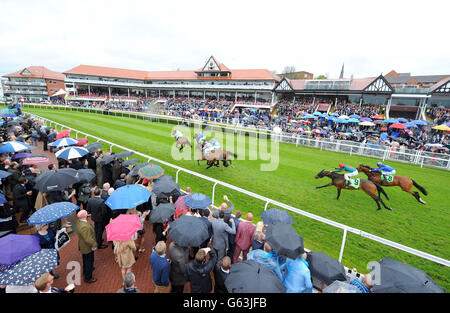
[360,117,372,122]
[12,153,33,160]
[0,234,41,266]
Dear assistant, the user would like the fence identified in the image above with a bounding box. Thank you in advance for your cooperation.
[23,103,450,170]
[24,111,450,272]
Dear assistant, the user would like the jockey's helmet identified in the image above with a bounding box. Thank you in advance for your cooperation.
[338,163,344,167]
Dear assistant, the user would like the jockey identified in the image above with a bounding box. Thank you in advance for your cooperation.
[173,130,183,141]
[333,163,359,181]
[210,138,221,150]
[371,162,396,176]
[196,133,206,145]
[203,140,214,157]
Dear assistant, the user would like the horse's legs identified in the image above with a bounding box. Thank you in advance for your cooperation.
[197,160,201,167]
[379,197,392,210]
[229,160,234,168]
[315,183,333,189]
[206,161,213,169]
[336,188,341,200]
[401,184,427,205]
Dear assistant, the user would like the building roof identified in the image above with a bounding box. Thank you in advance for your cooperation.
[385,72,449,84]
[4,66,65,81]
[429,76,450,93]
[64,65,149,80]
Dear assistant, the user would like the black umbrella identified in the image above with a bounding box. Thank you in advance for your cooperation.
[122,158,139,167]
[116,151,134,159]
[371,257,445,293]
[225,260,286,293]
[77,169,96,183]
[152,175,180,198]
[86,142,103,153]
[129,162,157,177]
[167,215,209,247]
[260,208,294,225]
[306,251,347,285]
[34,168,80,192]
[101,154,116,165]
[149,203,175,223]
[265,223,304,259]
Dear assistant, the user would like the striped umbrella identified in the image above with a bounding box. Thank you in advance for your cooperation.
[0,141,30,153]
[138,164,164,180]
[49,137,78,148]
[55,146,89,159]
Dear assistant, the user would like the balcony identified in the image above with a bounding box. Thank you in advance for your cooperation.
[6,89,48,95]
[393,87,429,94]
[5,81,47,87]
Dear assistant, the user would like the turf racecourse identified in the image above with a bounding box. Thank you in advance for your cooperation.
[24,107,450,290]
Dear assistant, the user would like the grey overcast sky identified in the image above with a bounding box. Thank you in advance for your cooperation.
[0,0,449,79]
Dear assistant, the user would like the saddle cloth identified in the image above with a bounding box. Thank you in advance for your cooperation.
[381,174,394,183]
[346,178,360,189]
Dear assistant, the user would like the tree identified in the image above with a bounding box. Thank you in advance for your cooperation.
[315,75,327,79]
[282,66,296,74]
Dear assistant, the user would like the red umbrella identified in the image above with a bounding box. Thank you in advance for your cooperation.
[75,138,88,146]
[390,123,407,129]
[381,127,387,131]
[174,194,189,219]
[372,115,384,120]
[56,129,72,140]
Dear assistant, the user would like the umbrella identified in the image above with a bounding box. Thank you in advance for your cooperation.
[105,184,151,210]
[410,120,428,126]
[56,129,72,140]
[0,249,58,286]
[390,123,407,129]
[152,175,180,198]
[313,112,323,116]
[0,141,30,153]
[116,151,134,159]
[86,142,103,153]
[0,170,11,179]
[100,154,116,165]
[371,257,445,293]
[338,115,349,120]
[359,121,375,126]
[174,194,189,212]
[34,168,80,192]
[331,112,339,117]
[105,214,143,242]
[348,118,360,123]
[75,138,88,146]
[260,208,294,225]
[49,137,78,148]
[323,280,361,293]
[77,168,96,183]
[225,260,286,293]
[55,146,89,160]
[372,115,384,120]
[265,223,304,259]
[149,202,176,223]
[432,124,450,131]
[167,215,209,247]
[404,122,418,128]
[122,158,139,167]
[397,117,408,123]
[138,164,164,180]
[11,153,32,160]
[360,117,372,122]
[424,143,443,148]
[0,235,41,266]
[306,251,347,285]
[383,118,399,124]
[349,114,360,119]
[129,162,155,176]
[27,202,79,226]
[22,156,50,165]
[184,193,212,210]
[0,193,7,205]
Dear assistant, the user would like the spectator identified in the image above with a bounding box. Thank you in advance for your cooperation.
[34,272,74,293]
[211,210,236,263]
[247,242,286,281]
[198,208,212,248]
[350,274,373,293]
[0,200,17,234]
[86,188,108,249]
[113,237,136,282]
[150,241,171,293]
[212,195,234,223]
[13,176,32,223]
[233,212,256,263]
[113,173,126,190]
[227,210,241,261]
[213,256,231,293]
[33,224,60,279]
[116,272,141,293]
[252,221,265,251]
[184,247,217,293]
[75,210,97,283]
[168,240,189,293]
[283,252,313,293]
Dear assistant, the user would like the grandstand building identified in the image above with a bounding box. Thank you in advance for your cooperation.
[3,66,65,102]
[63,56,280,107]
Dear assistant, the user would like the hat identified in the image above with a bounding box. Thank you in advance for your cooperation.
[142,179,150,184]
[338,163,344,167]
[376,162,383,166]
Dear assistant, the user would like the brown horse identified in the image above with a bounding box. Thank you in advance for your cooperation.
[356,164,428,205]
[315,170,392,211]
[195,143,237,170]
[172,131,191,152]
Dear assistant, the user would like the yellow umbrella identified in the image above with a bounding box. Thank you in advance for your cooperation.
[432,124,450,131]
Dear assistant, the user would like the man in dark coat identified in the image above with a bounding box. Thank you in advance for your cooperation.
[213,256,231,293]
[87,153,97,171]
[42,129,48,151]
[113,173,126,190]
[13,177,32,223]
[86,189,108,249]
[184,248,217,293]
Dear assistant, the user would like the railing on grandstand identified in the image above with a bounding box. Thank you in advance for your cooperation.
[23,103,450,170]
[24,110,450,272]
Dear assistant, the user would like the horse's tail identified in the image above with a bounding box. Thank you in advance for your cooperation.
[226,150,238,159]
[375,183,390,201]
[412,180,428,196]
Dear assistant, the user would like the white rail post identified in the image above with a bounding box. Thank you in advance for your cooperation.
[338,228,348,263]
[263,200,270,211]
[175,169,181,183]
[211,182,218,205]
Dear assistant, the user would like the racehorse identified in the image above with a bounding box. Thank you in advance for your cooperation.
[194,142,237,170]
[315,170,392,211]
[357,164,428,204]
[172,131,191,152]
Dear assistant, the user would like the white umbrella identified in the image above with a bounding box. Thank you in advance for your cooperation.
[359,121,376,126]
[338,115,349,119]
[51,89,66,97]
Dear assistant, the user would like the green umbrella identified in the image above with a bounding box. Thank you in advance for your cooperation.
[138,164,164,180]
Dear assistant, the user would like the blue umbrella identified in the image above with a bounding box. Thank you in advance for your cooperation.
[0,193,7,204]
[260,208,295,225]
[105,184,152,210]
[184,193,212,210]
[411,120,428,126]
[55,146,89,160]
[404,122,418,128]
[335,119,349,124]
[49,137,78,148]
[360,117,372,122]
[27,202,79,226]
[331,112,339,117]
[0,249,58,286]
[0,141,30,153]
[0,235,41,266]
[11,153,32,160]
[313,112,323,116]
[383,118,399,124]
[0,170,11,179]
[348,118,360,123]
[349,114,360,119]
[397,117,408,123]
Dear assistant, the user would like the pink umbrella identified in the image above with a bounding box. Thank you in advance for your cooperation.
[75,138,88,146]
[390,123,407,129]
[105,214,142,242]
[56,129,72,140]
[174,194,189,219]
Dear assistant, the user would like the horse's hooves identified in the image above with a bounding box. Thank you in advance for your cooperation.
[377,208,382,211]
[387,207,392,211]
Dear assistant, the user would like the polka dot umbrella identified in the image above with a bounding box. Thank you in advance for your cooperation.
[27,202,79,226]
